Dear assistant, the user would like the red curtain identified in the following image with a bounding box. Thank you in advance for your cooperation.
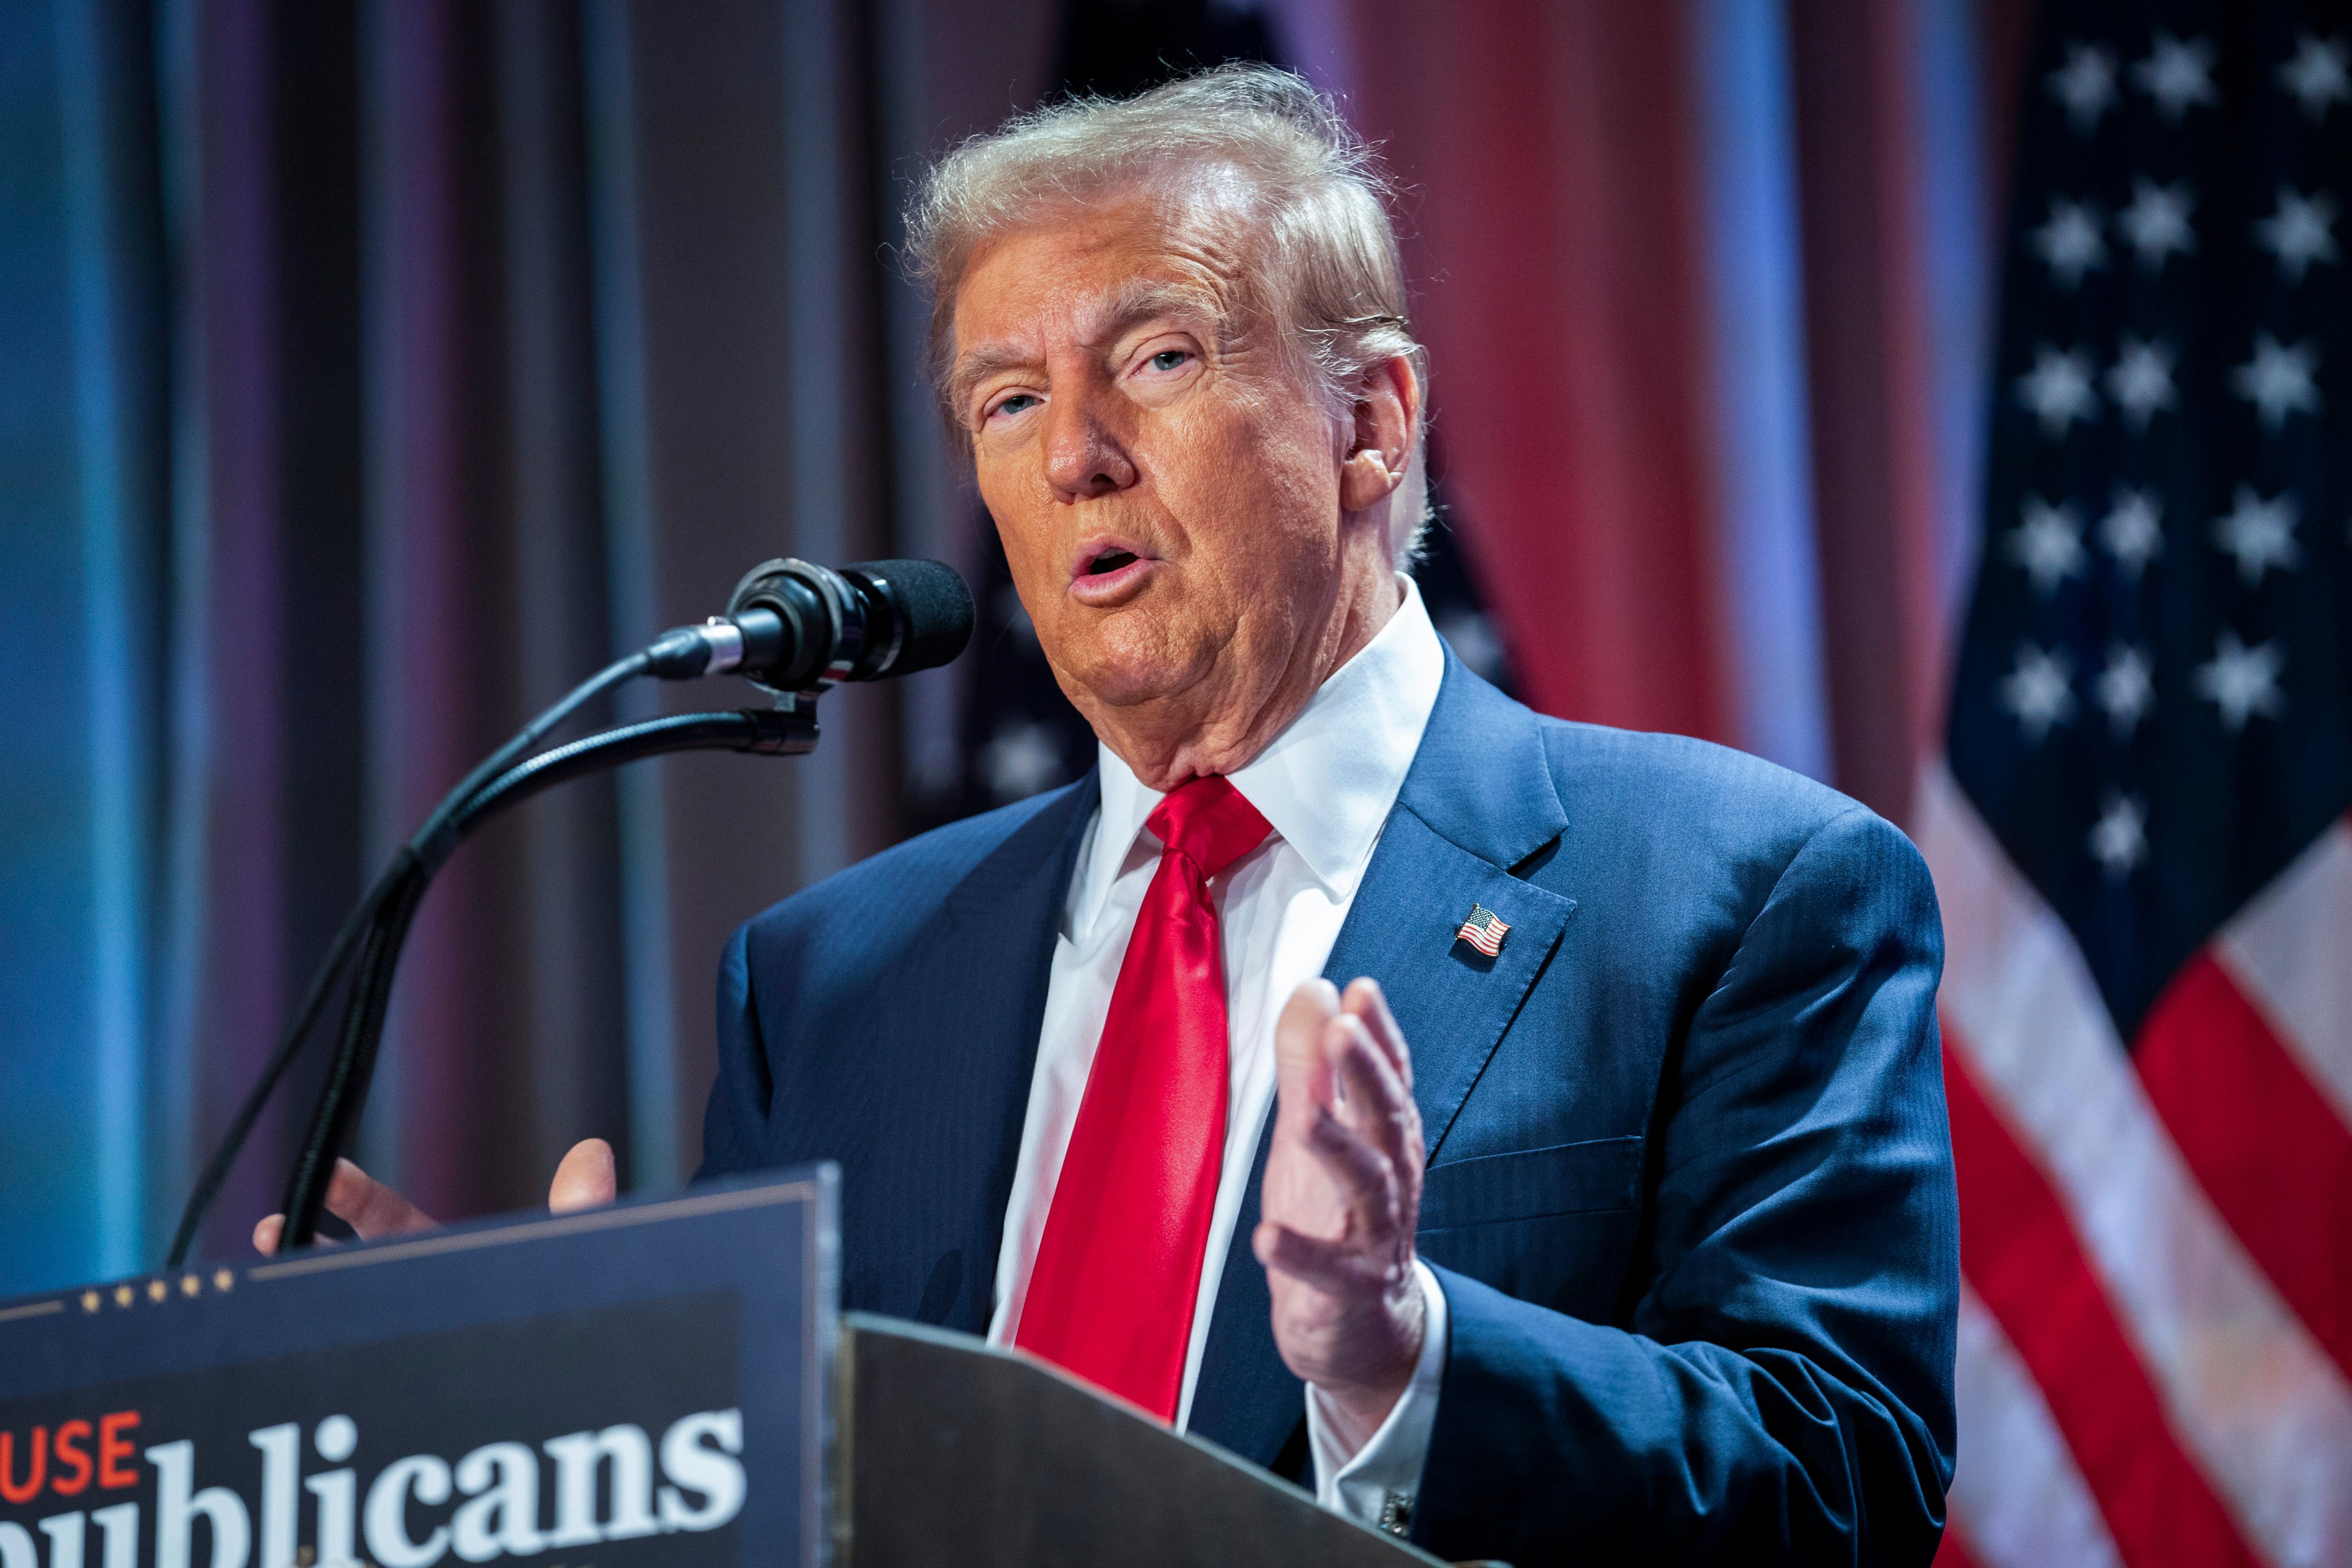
[1345,1,1736,743]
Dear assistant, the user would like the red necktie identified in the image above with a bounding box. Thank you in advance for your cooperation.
[1015,775,1273,1419]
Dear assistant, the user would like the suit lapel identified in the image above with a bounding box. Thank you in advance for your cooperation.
[1372,651,1575,1155]
[1326,813,1577,1155]
[1188,655,1576,1465]
[869,773,1097,1334]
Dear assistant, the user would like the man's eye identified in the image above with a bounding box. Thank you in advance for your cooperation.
[990,392,1040,420]
[1147,349,1190,372]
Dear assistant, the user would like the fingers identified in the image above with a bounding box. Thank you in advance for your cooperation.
[1306,1103,1399,1231]
[1275,978,1342,1109]
[252,1213,343,1253]
[1295,1087,1419,1261]
[1253,1218,1385,1294]
[256,1158,426,1254]
[1293,1001,1423,1264]
[1324,1010,1421,1179]
[549,1138,617,1214]
[325,1157,438,1239]
[257,1142,611,1257]
[1341,977,1412,1094]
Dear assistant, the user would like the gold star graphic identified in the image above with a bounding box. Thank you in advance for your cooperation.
[145,1279,168,1303]
[113,1284,134,1308]
[213,1269,234,1293]
[180,1275,202,1298]
[80,1291,101,1314]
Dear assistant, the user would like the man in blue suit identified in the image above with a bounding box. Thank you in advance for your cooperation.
[705,61,1956,1563]
[284,64,1956,1564]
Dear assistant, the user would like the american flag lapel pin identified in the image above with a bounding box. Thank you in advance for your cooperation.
[1454,903,1509,958]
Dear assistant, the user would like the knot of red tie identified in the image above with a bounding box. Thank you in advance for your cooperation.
[1146,775,1272,881]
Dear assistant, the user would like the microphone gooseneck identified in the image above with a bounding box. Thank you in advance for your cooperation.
[167,554,974,1265]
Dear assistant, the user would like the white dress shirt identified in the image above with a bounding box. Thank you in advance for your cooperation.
[985,576,1451,1531]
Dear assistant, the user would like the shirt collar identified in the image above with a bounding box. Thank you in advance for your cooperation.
[1075,576,1447,934]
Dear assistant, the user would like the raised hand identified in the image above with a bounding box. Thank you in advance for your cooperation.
[1252,976,1427,1450]
[253,1137,617,1255]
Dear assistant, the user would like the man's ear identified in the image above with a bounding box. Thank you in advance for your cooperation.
[1339,354,1420,515]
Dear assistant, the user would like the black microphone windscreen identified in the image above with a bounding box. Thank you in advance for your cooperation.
[852,559,975,676]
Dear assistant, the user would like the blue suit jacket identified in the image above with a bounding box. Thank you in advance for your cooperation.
[700,654,1959,1565]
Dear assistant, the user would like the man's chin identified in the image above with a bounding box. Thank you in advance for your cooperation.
[1067,664,1190,712]
[1052,643,1215,717]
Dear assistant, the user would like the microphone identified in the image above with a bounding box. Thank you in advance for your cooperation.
[645,557,975,691]
[174,554,974,1263]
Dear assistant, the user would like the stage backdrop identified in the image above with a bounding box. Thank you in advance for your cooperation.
[1,0,2021,1327]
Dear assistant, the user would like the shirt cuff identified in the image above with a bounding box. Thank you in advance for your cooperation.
[1304,1258,1449,1537]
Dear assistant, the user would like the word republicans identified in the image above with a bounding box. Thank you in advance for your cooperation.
[0,1409,745,1568]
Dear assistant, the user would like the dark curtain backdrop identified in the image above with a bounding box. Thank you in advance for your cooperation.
[0,0,1048,1280]
[180,0,903,1254]
[2,0,2032,1293]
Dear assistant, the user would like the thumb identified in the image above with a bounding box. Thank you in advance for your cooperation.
[549,1138,617,1214]
[1275,978,1341,1114]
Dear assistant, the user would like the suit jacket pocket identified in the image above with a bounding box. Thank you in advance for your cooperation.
[1416,1136,1644,1317]
[1417,1135,1643,1231]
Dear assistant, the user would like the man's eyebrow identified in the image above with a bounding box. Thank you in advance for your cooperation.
[947,343,1036,414]
[1091,277,1226,339]
[948,277,1230,414]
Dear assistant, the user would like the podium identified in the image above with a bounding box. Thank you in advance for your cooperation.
[840,1315,1439,1567]
[0,1172,1439,1568]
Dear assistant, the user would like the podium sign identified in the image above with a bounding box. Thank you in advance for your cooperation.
[0,1171,837,1568]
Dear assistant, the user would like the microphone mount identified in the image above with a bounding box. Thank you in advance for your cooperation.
[165,554,973,1266]
[269,707,816,1254]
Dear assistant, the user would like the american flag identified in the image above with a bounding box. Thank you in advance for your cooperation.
[1920,8,2351,1567]
[1454,904,1509,959]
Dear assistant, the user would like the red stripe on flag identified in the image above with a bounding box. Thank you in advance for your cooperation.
[2134,951,2352,1382]
[1930,1521,1983,1568]
[1944,1029,2261,1568]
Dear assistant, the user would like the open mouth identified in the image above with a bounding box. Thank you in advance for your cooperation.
[1068,540,1156,603]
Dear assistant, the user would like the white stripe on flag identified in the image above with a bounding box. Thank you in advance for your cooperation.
[2216,817,2352,1132]
[1948,1281,2125,1568]
[1917,762,2352,1568]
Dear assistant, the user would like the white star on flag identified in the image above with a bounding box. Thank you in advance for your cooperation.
[2048,41,2119,132]
[2256,187,2339,283]
[2117,178,2196,271]
[2095,644,2155,739]
[2007,498,2088,596]
[2087,791,2150,880]
[2278,32,2351,119]
[2232,334,2322,430]
[2210,486,2303,585]
[2104,337,2177,429]
[2033,198,2108,287]
[2193,629,2287,732]
[2018,345,2099,437]
[2133,31,2220,121]
[2100,488,2165,580]
[2000,644,2077,743]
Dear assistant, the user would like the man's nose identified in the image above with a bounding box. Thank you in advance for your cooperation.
[1042,387,1137,503]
